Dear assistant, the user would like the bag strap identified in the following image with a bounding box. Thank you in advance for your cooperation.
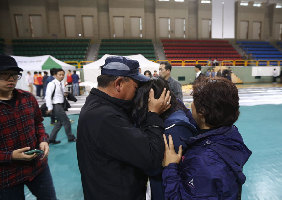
[51,82,56,100]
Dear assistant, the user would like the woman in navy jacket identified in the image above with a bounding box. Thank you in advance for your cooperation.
[132,77,197,200]
[162,77,252,200]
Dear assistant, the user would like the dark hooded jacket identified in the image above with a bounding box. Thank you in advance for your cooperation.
[162,126,252,200]
[150,109,197,200]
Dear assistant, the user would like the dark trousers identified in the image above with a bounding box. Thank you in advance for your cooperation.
[49,104,75,141]
[0,165,56,200]
[50,111,56,124]
[67,83,73,94]
[35,85,43,97]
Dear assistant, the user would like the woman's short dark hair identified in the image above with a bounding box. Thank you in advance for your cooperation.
[192,77,239,128]
[132,77,186,126]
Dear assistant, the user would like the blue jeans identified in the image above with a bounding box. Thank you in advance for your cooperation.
[72,83,79,96]
[0,165,57,200]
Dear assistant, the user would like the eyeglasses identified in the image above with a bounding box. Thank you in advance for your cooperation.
[0,72,22,80]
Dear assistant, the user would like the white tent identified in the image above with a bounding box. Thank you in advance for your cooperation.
[12,55,76,91]
[83,54,159,88]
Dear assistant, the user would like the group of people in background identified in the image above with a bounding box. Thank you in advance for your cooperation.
[66,70,80,96]
[144,69,160,79]
[26,69,80,97]
[26,71,46,97]
[205,68,218,78]
[25,67,80,141]
[207,57,219,66]
[195,64,233,82]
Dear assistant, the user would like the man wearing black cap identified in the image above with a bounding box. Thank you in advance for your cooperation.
[77,56,171,200]
[0,55,56,199]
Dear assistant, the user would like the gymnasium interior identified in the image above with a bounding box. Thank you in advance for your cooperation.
[0,0,282,199]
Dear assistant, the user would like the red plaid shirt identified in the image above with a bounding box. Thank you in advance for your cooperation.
[0,89,49,189]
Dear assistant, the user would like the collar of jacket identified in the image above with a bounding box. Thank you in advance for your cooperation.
[90,88,133,113]
[0,89,22,105]
[167,76,173,83]
[185,126,234,146]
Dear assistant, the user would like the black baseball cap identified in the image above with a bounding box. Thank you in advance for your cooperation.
[101,56,150,82]
[0,55,23,72]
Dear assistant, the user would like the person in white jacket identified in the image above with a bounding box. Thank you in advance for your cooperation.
[26,71,34,94]
[273,68,280,83]
[45,68,76,144]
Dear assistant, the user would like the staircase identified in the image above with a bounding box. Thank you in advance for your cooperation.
[154,42,166,60]
[87,43,100,61]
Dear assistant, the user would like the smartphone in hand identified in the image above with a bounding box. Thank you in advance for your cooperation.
[24,149,44,155]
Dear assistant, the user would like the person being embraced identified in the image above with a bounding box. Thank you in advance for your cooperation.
[162,77,252,200]
[132,77,197,200]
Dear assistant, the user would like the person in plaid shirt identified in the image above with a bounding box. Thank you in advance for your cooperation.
[0,55,56,199]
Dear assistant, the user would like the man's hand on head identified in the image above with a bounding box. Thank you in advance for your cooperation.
[148,88,171,115]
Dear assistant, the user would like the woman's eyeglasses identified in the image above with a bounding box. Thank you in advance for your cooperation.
[0,72,22,80]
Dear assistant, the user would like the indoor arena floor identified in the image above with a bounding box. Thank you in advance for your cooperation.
[25,84,282,200]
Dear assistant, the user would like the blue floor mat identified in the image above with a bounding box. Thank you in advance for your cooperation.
[236,105,282,200]
[25,114,83,200]
[25,105,282,200]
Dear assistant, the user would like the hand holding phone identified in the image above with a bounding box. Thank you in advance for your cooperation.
[24,149,44,155]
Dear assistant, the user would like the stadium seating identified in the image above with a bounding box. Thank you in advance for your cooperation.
[98,39,156,60]
[12,39,90,61]
[237,41,282,61]
[277,41,282,49]
[161,39,242,66]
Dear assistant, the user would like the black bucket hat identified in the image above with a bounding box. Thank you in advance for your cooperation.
[0,55,23,72]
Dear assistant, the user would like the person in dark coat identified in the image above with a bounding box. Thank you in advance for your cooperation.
[76,56,171,200]
[162,77,252,200]
[222,69,232,81]
[132,77,197,200]
[42,71,49,97]
[159,61,183,101]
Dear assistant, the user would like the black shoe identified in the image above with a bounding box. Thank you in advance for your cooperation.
[49,140,61,144]
[68,138,76,142]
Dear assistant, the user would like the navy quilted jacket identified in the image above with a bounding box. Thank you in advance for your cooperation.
[162,126,252,200]
[149,109,197,200]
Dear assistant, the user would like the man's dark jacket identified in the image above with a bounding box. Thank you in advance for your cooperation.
[76,88,165,200]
